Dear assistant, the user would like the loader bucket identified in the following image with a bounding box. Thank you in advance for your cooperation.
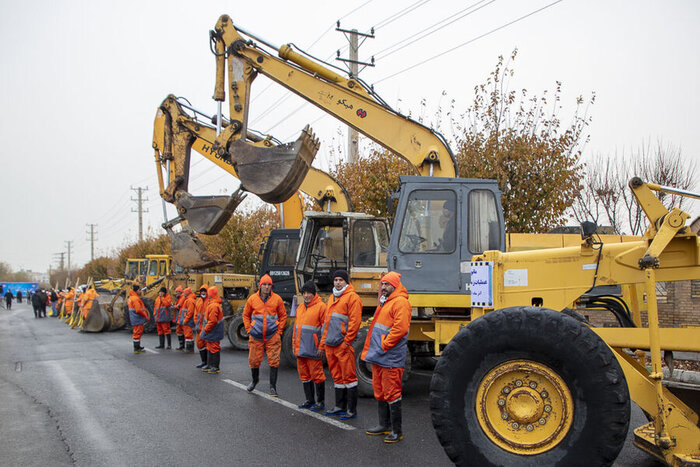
[175,188,247,235]
[81,299,111,332]
[167,225,226,270]
[230,125,319,204]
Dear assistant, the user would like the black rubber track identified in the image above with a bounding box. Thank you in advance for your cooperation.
[429,306,630,467]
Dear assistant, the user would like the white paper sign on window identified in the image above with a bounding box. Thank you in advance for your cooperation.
[470,261,493,307]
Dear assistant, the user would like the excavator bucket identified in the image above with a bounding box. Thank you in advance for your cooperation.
[167,224,227,270]
[230,125,319,204]
[174,188,247,235]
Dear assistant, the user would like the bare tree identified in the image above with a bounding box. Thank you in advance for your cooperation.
[572,139,697,235]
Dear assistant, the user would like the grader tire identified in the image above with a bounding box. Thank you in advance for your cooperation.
[429,306,629,467]
[141,298,156,334]
[227,314,249,351]
[280,325,297,368]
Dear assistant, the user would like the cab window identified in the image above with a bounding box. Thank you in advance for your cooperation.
[399,190,456,253]
[148,260,158,276]
[268,238,300,267]
[352,220,389,267]
[468,189,501,253]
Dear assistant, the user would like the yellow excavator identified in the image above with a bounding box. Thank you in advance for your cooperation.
[150,15,699,464]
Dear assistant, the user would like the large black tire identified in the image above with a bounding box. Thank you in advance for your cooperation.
[352,326,412,398]
[222,299,234,317]
[280,324,297,368]
[227,314,249,351]
[430,307,630,467]
[141,298,156,334]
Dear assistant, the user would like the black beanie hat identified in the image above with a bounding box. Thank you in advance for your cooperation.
[159,287,167,294]
[132,285,140,292]
[301,280,316,295]
[332,270,349,283]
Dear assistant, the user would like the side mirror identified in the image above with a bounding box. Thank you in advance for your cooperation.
[580,221,597,240]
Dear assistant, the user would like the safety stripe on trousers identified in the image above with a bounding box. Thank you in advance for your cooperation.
[222,379,355,431]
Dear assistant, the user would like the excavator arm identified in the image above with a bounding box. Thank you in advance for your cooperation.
[210,14,457,179]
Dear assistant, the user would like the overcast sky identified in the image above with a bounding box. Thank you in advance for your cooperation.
[1,0,698,273]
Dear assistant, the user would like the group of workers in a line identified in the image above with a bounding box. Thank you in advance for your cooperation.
[127,269,411,443]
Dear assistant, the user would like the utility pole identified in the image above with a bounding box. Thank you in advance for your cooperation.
[65,240,73,280]
[86,224,98,261]
[131,186,149,242]
[53,252,65,270]
[336,22,374,164]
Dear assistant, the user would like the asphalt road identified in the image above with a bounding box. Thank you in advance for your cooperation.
[0,301,665,466]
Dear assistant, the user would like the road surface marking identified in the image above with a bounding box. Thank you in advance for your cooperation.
[223,379,355,431]
[144,348,158,354]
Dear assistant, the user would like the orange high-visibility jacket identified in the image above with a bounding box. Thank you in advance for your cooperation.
[194,295,209,333]
[82,288,99,317]
[243,291,287,341]
[127,290,149,326]
[293,294,327,358]
[64,290,75,313]
[361,284,411,368]
[154,294,173,322]
[321,283,362,349]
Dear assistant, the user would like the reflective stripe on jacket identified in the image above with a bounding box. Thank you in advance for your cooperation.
[201,296,224,342]
[293,294,327,359]
[154,294,173,323]
[128,290,149,327]
[243,291,287,342]
[361,284,411,368]
[321,284,362,348]
[178,293,196,327]
[194,296,208,333]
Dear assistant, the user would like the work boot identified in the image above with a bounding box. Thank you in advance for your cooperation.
[384,400,403,443]
[269,366,279,397]
[166,334,172,349]
[200,351,211,372]
[185,340,194,353]
[298,381,315,409]
[310,382,325,412]
[176,335,185,351]
[366,401,391,435]
[246,368,260,392]
[206,352,220,374]
[340,386,358,420]
[133,341,142,354]
[325,387,347,416]
[155,335,165,349]
[195,349,208,368]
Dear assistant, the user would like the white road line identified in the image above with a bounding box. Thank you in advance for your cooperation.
[222,379,355,431]
[144,348,158,354]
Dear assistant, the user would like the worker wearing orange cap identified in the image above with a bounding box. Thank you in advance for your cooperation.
[171,285,186,350]
[200,286,224,374]
[293,280,327,411]
[320,269,363,419]
[361,271,411,443]
[243,274,287,396]
[128,285,150,354]
[154,287,173,349]
[194,285,210,369]
[63,286,75,318]
[176,287,196,353]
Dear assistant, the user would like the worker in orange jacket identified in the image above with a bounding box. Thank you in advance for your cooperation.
[201,286,224,374]
[193,286,210,369]
[63,287,75,317]
[243,274,287,396]
[171,286,186,350]
[361,271,411,443]
[81,287,99,319]
[128,285,150,354]
[293,281,327,411]
[176,287,197,353]
[320,269,363,419]
[153,287,173,349]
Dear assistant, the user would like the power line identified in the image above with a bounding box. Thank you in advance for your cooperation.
[374,0,564,85]
[372,0,494,60]
[374,0,431,30]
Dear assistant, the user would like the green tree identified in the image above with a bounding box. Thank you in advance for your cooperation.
[453,49,593,233]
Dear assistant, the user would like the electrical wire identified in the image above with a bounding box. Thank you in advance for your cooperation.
[373,0,432,30]
[373,0,495,60]
[373,0,564,85]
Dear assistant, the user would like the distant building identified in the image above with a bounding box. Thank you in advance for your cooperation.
[21,269,49,284]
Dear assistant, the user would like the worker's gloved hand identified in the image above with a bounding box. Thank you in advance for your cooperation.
[316,348,324,358]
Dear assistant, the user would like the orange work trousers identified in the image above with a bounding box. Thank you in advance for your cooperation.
[205,340,221,354]
[325,343,357,387]
[248,333,281,368]
[196,334,206,350]
[183,325,194,340]
[156,322,171,335]
[132,324,144,341]
[175,324,184,335]
[371,364,404,403]
[296,357,325,383]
